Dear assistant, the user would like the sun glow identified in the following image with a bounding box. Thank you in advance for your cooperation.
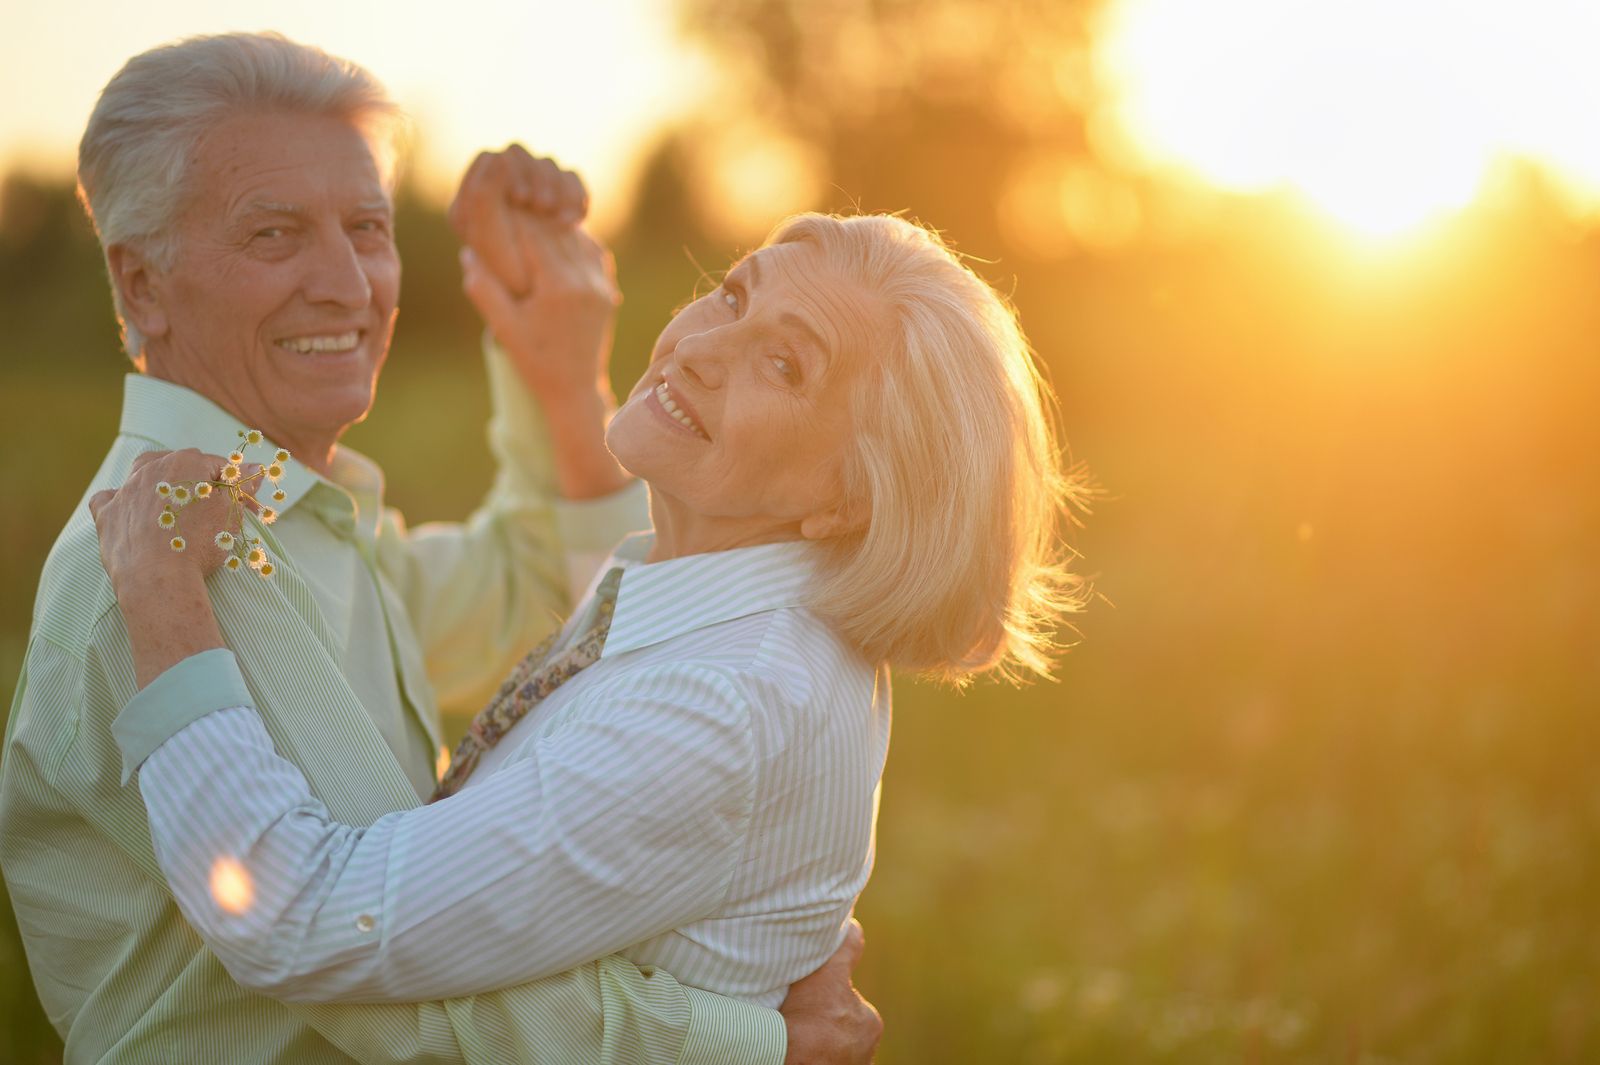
[1100,0,1600,236]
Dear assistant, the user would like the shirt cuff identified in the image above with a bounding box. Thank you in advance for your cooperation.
[111,648,253,784]
[678,987,786,1065]
[554,479,650,553]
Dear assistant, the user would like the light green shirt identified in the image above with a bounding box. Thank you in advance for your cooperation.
[0,349,785,1064]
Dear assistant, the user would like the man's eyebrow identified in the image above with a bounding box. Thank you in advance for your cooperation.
[242,201,308,217]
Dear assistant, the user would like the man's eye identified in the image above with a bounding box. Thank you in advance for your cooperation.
[254,227,285,240]
[722,289,740,312]
[772,354,801,385]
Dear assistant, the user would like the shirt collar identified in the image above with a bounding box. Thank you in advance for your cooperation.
[600,533,819,658]
[117,372,376,521]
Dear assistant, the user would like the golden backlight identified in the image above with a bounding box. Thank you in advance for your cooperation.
[1101,0,1600,236]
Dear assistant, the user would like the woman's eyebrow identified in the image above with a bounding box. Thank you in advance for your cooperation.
[782,311,831,366]
[745,252,833,365]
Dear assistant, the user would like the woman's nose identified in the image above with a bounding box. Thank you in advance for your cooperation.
[674,330,726,390]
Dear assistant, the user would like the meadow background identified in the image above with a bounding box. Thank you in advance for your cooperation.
[3,2,1599,1062]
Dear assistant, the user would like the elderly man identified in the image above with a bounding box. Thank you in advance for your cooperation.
[0,32,879,1065]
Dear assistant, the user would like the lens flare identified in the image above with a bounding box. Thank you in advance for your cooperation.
[209,856,254,915]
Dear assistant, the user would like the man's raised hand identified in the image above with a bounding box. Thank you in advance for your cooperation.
[448,145,589,297]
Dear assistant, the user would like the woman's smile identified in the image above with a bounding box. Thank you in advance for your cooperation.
[647,375,712,440]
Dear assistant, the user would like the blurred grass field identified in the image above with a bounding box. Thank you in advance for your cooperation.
[2,154,1597,1064]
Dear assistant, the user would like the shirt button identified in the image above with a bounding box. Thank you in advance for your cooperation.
[640,965,655,979]
[355,914,377,933]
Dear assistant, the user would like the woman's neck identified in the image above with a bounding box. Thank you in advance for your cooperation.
[645,488,803,563]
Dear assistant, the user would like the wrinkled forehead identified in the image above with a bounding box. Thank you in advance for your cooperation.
[188,110,392,220]
[742,240,893,375]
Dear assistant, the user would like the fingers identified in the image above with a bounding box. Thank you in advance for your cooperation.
[556,169,588,224]
[87,488,116,521]
[129,450,166,476]
[840,918,866,969]
[459,248,525,344]
[448,151,495,239]
[451,153,532,295]
[502,144,588,221]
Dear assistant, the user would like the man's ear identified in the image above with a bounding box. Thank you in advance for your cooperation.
[106,243,171,344]
[799,499,868,541]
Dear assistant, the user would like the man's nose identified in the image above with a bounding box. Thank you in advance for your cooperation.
[304,233,373,308]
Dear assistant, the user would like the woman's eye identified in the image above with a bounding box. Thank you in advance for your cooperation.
[722,289,740,312]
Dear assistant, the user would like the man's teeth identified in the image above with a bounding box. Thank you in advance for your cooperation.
[277,332,360,354]
[654,381,709,439]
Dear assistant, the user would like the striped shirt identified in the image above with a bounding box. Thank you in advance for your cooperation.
[0,354,785,1063]
[121,534,892,1009]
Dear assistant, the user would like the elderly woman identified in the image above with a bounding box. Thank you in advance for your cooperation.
[91,209,1087,1008]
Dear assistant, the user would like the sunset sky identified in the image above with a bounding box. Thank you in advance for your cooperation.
[0,0,707,229]
[6,0,1600,241]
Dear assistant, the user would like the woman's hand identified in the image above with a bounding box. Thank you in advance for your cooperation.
[88,449,243,688]
[449,145,590,297]
[449,146,629,499]
[460,214,621,402]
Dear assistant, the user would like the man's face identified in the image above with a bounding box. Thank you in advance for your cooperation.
[142,110,400,458]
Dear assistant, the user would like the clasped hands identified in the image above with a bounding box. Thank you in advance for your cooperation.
[449,145,620,404]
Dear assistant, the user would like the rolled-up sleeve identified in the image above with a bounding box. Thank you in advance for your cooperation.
[378,340,648,713]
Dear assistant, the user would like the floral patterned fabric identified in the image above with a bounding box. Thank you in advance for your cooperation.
[431,566,625,801]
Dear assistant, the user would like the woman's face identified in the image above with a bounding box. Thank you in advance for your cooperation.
[608,240,889,550]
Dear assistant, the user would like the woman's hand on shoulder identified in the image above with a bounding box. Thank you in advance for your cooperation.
[88,449,243,597]
[89,449,246,687]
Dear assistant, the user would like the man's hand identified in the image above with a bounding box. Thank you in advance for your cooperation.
[459,213,620,403]
[448,145,629,499]
[449,145,589,297]
[781,920,883,1065]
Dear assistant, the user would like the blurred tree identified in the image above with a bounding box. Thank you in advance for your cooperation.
[668,0,1111,256]
[0,174,122,371]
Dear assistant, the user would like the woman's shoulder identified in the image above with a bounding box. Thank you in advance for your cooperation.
[592,604,876,722]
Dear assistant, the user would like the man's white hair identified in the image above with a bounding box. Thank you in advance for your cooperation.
[76,32,404,360]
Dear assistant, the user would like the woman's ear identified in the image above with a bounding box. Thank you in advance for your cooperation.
[106,243,171,346]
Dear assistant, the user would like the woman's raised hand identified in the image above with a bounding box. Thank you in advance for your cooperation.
[450,146,619,404]
[448,145,630,500]
[448,145,590,298]
[459,213,620,403]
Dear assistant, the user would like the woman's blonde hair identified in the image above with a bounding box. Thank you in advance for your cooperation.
[767,213,1091,685]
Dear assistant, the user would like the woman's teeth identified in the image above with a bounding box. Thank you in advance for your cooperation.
[655,380,709,440]
[276,331,361,354]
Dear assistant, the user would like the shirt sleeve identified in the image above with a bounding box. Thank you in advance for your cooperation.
[376,338,649,713]
[120,651,760,1006]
